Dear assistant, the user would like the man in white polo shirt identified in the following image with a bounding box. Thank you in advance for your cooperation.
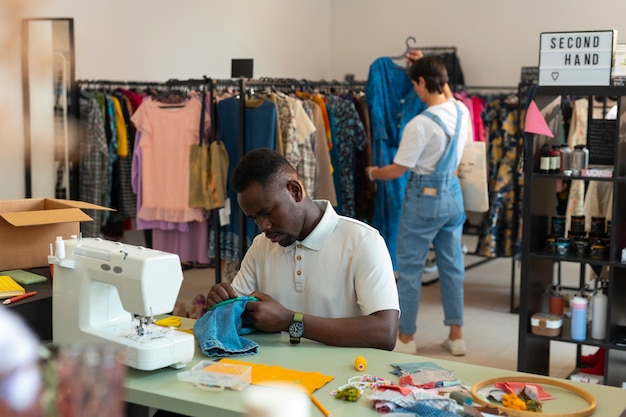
[206,148,399,351]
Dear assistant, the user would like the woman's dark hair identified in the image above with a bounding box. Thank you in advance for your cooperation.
[407,55,448,94]
[232,148,296,193]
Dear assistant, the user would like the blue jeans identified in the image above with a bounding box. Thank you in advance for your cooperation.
[396,172,466,335]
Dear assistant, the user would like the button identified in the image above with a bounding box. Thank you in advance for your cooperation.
[400,99,405,104]
[297,244,303,248]
[397,124,401,128]
[296,270,302,275]
[296,255,302,261]
[113,266,123,274]
[101,264,111,271]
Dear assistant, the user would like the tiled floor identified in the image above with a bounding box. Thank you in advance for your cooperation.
[174,235,589,379]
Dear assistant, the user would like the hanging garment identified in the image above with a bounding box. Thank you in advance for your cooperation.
[131,130,191,233]
[112,91,137,220]
[476,96,524,257]
[303,99,337,205]
[324,95,368,219]
[152,220,210,265]
[131,98,205,223]
[78,96,109,237]
[352,94,376,223]
[366,57,426,268]
[211,96,277,263]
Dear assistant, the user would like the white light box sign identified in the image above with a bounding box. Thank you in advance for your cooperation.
[538,30,616,86]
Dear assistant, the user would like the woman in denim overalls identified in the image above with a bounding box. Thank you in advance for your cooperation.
[366,52,470,356]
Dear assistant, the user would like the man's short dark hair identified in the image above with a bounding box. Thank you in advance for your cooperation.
[232,148,296,193]
[407,55,448,95]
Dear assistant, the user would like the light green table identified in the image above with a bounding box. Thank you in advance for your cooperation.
[124,327,626,417]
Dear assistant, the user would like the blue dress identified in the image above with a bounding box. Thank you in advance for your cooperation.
[366,57,426,268]
[212,96,277,262]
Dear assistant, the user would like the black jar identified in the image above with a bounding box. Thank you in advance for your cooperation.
[555,237,570,256]
[571,238,589,257]
[570,215,586,236]
[551,216,566,238]
[590,239,607,260]
[590,216,606,238]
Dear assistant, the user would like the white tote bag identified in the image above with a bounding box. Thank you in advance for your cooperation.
[457,141,489,213]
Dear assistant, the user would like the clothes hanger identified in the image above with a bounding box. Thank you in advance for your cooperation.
[389,36,418,61]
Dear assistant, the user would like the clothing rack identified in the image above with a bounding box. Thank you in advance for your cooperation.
[212,77,367,273]
[454,83,527,313]
[75,77,221,284]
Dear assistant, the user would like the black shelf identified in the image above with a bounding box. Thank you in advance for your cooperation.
[531,173,626,182]
[518,88,626,387]
[529,252,625,268]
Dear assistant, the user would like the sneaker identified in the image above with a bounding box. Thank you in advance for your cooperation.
[394,337,418,355]
[424,257,437,273]
[442,338,467,356]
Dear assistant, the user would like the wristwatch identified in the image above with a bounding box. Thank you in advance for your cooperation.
[288,312,304,344]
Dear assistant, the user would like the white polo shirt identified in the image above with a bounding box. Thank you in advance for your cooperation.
[232,200,399,318]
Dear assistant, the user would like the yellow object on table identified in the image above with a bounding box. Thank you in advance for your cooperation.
[354,356,367,372]
[154,317,182,328]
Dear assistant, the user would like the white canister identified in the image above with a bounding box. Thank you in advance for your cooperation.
[591,293,608,340]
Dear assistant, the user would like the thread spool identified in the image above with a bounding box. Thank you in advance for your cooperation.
[549,293,564,316]
[55,236,66,260]
[354,356,367,372]
[450,391,473,405]
[591,293,607,340]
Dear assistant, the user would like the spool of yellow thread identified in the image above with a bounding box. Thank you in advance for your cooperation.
[354,356,367,372]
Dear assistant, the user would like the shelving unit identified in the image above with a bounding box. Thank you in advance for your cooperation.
[517,85,626,387]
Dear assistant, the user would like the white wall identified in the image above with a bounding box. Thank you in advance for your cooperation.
[329,0,626,86]
[3,0,626,199]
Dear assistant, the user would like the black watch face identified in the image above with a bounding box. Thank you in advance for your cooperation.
[289,321,304,337]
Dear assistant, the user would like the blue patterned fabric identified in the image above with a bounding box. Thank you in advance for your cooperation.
[194,297,258,357]
[324,96,368,218]
[366,57,426,268]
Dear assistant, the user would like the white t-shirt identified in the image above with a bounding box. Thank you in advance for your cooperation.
[394,99,472,175]
[232,200,399,318]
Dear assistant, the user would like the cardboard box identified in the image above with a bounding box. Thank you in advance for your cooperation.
[0,198,113,270]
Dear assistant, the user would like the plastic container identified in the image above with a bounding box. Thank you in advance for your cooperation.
[570,296,588,341]
[549,292,565,316]
[177,360,252,391]
[531,313,563,337]
[559,144,572,170]
[571,145,589,174]
[591,292,608,340]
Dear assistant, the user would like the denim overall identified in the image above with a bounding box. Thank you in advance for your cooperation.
[397,102,466,335]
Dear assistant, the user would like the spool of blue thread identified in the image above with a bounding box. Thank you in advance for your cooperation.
[450,391,473,405]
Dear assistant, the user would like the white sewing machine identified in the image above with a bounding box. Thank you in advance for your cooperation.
[51,236,195,371]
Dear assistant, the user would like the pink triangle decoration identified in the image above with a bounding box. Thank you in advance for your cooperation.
[524,100,554,138]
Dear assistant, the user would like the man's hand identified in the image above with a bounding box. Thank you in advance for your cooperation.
[243,291,292,333]
[406,49,424,65]
[206,282,239,308]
